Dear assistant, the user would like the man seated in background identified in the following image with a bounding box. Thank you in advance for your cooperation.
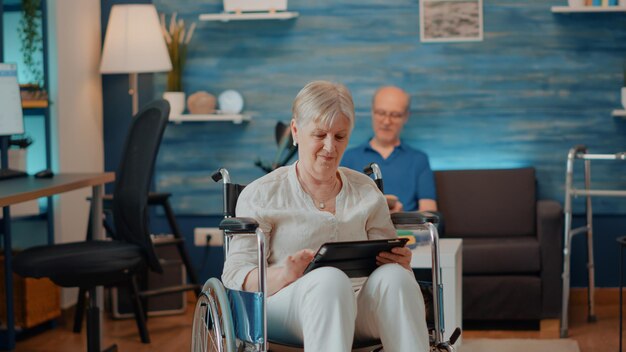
[341,86,437,213]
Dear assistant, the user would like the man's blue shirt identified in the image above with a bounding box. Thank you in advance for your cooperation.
[341,139,436,211]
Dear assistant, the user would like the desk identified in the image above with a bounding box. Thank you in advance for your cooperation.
[0,173,114,350]
[411,238,463,346]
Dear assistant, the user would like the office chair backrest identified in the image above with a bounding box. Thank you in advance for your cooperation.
[112,99,170,273]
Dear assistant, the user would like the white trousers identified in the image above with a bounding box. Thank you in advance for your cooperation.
[267,264,430,352]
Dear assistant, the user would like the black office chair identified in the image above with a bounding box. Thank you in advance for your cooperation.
[13,99,170,352]
[72,191,201,335]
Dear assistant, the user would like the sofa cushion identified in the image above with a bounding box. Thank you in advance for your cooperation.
[463,236,541,274]
[435,168,536,237]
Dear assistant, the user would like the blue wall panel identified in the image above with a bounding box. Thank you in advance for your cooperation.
[149,0,626,286]
[153,0,626,215]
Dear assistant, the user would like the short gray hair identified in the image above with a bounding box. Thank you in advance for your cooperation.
[292,80,355,130]
[372,86,411,111]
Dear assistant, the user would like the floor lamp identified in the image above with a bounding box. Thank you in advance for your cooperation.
[100,4,172,116]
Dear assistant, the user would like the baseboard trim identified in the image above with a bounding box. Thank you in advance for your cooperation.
[539,319,559,338]
[570,287,620,306]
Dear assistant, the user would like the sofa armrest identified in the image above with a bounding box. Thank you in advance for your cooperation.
[537,199,564,318]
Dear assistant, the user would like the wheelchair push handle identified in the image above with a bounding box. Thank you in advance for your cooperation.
[363,162,384,192]
[211,168,231,184]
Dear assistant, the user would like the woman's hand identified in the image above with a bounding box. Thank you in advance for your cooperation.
[245,248,315,295]
[280,248,316,286]
[376,246,412,271]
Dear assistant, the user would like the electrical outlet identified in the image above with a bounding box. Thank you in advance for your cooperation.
[194,227,224,247]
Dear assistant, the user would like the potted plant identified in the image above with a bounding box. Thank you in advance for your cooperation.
[19,0,47,101]
[160,13,195,116]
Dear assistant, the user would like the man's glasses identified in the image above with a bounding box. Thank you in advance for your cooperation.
[373,109,407,120]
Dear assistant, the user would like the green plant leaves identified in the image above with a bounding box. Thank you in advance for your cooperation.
[18,0,43,89]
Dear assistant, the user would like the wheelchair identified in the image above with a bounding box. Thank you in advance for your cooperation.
[191,165,461,352]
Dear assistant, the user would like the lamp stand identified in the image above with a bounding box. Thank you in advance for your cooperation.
[128,72,138,116]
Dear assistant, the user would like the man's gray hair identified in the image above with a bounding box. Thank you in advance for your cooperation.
[372,86,411,111]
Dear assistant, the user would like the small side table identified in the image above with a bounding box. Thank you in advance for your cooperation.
[411,238,463,346]
[618,236,626,351]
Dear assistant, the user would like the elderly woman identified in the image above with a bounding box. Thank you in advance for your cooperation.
[222,81,429,351]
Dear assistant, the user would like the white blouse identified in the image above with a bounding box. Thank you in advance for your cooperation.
[221,163,396,290]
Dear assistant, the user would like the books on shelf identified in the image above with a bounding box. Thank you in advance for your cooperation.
[582,0,621,6]
[591,0,620,5]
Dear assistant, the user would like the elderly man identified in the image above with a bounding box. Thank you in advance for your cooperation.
[341,86,437,212]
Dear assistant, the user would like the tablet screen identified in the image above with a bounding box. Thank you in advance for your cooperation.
[303,238,409,278]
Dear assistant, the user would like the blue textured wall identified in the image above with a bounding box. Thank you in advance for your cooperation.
[153,0,626,216]
[147,0,626,285]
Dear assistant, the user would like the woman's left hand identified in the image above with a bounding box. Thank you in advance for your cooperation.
[376,246,412,271]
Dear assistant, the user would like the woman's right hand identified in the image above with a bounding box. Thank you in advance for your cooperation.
[281,248,316,286]
[244,248,315,295]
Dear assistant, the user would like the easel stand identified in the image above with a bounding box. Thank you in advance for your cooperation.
[560,145,626,338]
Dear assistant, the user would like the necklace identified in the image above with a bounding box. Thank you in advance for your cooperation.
[315,184,335,209]
[298,174,340,210]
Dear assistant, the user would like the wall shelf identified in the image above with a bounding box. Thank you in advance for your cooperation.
[199,11,299,22]
[169,113,251,124]
[612,109,626,117]
[22,100,49,109]
[551,6,626,13]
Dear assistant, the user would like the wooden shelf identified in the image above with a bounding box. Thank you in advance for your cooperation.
[199,11,299,22]
[551,5,626,13]
[169,113,251,124]
[612,109,626,117]
[22,100,49,109]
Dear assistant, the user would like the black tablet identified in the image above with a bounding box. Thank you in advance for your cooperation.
[303,238,409,278]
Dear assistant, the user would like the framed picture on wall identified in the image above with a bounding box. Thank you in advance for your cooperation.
[420,0,483,43]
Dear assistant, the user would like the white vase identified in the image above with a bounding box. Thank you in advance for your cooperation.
[622,87,626,110]
[163,92,186,118]
[568,0,585,7]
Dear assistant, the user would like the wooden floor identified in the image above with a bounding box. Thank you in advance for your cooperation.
[13,292,623,352]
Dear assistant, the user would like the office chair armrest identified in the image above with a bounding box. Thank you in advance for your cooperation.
[147,192,172,204]
[95,192,172,209]
[391,211,440,225]
[219,217,259,233]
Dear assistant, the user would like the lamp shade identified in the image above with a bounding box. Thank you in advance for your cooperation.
[100,4,172,74]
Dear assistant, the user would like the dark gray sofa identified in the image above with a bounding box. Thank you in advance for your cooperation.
[434,167,563,322]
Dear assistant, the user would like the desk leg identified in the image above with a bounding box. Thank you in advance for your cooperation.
[91,185,103,240]
[46,196,54,245]
[0,206,15,350]
[91,185,104,350]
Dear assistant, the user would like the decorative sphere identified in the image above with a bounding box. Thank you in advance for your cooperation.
[187,91,217,114]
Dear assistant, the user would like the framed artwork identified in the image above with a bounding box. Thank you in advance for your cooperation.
[420,0,483,43]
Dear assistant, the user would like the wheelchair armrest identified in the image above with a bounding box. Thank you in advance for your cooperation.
[219,217,259,233]
[391,211,440,225]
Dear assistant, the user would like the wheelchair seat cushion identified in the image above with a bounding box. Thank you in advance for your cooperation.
[13,240,144,288]
[462,236,540,274]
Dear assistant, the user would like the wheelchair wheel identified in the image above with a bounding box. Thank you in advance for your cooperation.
[191,278,236,352]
